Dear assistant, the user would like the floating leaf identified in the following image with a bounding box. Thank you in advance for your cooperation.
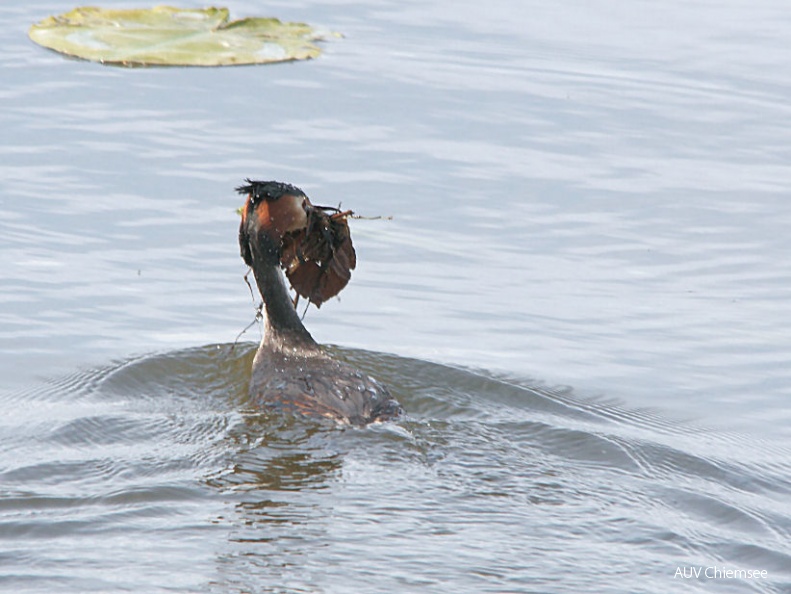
[28,6,339,67]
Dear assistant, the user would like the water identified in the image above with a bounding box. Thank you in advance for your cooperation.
[2,1,791,592]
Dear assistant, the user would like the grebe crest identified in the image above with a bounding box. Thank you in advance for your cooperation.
[237,180,402,425]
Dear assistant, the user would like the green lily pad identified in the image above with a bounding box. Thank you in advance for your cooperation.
[28,6,339,67]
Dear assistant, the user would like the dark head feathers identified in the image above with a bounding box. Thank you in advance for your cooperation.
[235,179,307,203]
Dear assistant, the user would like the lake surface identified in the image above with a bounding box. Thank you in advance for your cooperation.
[2,1,791,592]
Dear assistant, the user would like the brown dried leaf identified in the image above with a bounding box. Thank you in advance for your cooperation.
[280,205,356,306]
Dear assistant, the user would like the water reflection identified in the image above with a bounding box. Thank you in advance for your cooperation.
[1,343,790,591]
[224,420,342,492]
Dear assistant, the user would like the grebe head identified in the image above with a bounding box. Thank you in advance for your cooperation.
[237,179,356,308]
[237,180,309,268]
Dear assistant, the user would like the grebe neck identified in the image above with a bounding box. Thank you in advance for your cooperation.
[253,261,319,352]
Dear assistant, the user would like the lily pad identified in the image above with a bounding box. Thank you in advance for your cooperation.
[28,6,338,67]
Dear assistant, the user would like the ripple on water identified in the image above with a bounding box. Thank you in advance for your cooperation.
[1,344,790,592]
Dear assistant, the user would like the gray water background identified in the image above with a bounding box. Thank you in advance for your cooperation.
[1,1,790,592]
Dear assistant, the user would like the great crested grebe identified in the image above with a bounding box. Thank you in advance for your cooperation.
[236,180,402,425]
